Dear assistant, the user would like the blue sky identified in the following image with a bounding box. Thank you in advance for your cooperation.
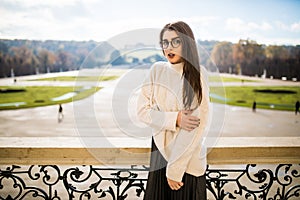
[0,0,299,45]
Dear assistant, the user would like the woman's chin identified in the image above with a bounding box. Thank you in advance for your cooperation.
[167,57,181,64]
[169,59,182,64]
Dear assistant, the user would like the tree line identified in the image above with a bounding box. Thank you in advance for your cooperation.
[207,39,300,80]
[0,39,165,78]
[0,39,98,77]
[0,39,299,80]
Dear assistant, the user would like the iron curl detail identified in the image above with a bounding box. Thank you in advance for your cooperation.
[205,164,300,200]
[0,164,299,199]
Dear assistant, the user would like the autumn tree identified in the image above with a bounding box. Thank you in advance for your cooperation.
[232,39,265,76]
[265,45,300,79]
[10,46,39,76]
[38,49,56,73]
[211,42,233,73]
[56,50,75,72]
[0,52,10,77]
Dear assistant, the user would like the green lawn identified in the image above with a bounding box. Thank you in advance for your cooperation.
[209,75,258,82]
[28,76,119,82]
[0,75,118,110]
[210,86,300,111]
[1,82,299,111]
[0,86,101,110]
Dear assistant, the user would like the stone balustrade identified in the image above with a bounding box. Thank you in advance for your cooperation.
[0,137,299,199]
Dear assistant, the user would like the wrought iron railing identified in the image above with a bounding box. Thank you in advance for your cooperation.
[0,164,299,200]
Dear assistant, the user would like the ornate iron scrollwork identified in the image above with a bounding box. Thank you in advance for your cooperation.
[0,164,299,199]
[206,164,300,199]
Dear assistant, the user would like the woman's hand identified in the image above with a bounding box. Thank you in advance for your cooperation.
[167,178,184,190]
[176,110,200,131]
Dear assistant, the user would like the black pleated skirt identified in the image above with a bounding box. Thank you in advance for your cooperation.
[144,139,207,200]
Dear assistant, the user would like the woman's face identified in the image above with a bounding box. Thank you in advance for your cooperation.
[162,30,183,64]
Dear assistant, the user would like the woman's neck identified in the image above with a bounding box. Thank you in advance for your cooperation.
[170,62,184,75]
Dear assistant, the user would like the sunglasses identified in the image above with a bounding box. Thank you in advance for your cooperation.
[160,37,181,49]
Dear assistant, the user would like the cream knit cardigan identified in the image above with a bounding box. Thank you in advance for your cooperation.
[137,61,210,182]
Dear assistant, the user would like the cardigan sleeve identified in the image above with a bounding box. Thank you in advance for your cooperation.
[137,63,178,132]
[166,67,210,182]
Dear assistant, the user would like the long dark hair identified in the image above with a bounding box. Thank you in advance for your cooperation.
[160,21,202,109]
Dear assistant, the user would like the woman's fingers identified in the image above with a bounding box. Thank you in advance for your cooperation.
[171,183,180,190]
[167,178,184,190]
[178,110,201,131]
[187,117,200,125]
[186,116,200,128]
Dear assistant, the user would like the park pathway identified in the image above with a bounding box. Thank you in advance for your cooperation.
[0,69,299,148]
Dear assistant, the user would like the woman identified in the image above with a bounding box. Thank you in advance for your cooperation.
[137,21,210,199]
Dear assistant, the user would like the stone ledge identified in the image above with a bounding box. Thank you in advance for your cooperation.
[0,136,151,148]
[1,146,299,165]
[1,137,300,148]
[1,137,299,165]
